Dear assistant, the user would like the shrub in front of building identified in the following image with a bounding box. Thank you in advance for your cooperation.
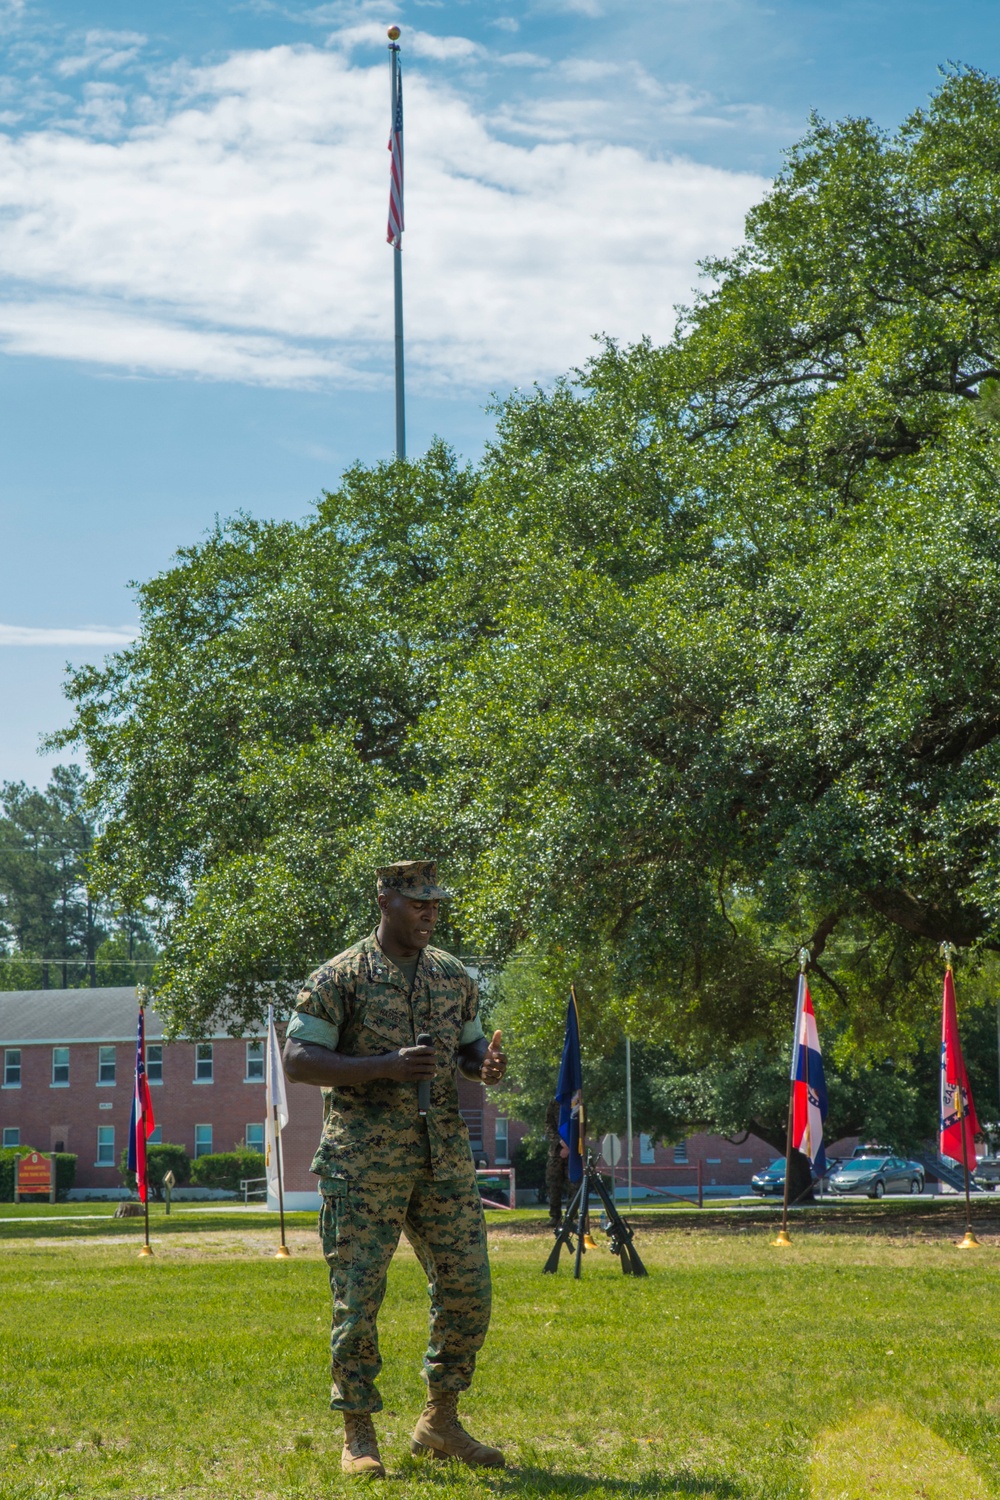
[118,1142,191,1199]
[0,1148,77,1202]
[189,1149,266,1193]
[512,1134,548,1192]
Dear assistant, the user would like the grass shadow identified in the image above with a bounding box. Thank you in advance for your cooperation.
[399,1459,741,1497]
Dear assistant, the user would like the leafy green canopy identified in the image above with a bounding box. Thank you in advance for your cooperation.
[57,67,1000,1145]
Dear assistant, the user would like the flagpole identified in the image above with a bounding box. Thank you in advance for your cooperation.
[388,27,405,460]
[274,1100,290,1258]
[625,1035,633,1212]
[774,949,808,1248]
[137,1005,153,1257]
[943,944,980,1249]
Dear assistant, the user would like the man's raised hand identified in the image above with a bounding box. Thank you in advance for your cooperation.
[480,1029,506,1085]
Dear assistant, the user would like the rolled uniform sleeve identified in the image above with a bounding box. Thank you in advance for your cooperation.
[459,973,486,1048]
[289,970,349,1053]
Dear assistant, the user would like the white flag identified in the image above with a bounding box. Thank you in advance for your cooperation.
[265,1004,289,1197]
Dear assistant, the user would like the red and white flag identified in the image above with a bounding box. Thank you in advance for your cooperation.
[940,966,979,1164]
[387,63,404,247]
[127,1007,156,1203]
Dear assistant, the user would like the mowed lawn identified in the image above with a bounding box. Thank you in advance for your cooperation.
[2,1213,1000,1499]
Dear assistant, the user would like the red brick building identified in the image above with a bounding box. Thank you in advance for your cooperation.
[0,987,525,1204]
[2,985,845,1207]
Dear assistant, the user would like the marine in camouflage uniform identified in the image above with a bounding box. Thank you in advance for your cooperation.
[283,860,507,1477]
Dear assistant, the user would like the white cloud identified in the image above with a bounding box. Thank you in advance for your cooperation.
[0,624,138,647]
[56,29,147,79]
[0,42,766,392]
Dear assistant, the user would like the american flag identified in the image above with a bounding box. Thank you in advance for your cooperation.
[387,61,404,247]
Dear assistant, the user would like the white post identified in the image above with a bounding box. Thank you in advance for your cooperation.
[625,1036,633,1211]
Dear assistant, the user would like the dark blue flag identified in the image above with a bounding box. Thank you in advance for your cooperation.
[555,989,584,1183]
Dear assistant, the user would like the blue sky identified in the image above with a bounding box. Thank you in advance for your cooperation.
[2,0,999,788]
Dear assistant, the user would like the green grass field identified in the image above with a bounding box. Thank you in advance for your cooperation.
[2,1209,1000,1499]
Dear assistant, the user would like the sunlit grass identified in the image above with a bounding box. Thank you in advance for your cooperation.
[2,1217,1000,1498]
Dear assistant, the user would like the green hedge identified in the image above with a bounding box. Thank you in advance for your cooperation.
[0,1148,77,1202]
[118,1142,191,1199]
[190,1150,266,1192]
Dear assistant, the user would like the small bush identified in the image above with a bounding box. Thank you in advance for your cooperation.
[512,1134,548,1192]
[119,1142,191,1198]
[190,1150,266,1192]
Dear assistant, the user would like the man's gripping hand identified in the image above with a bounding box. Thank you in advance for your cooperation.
[383,1043,437,1083]
[480,1030,506,1085]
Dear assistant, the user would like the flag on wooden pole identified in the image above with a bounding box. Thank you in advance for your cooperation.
[555,988,584,1184]
[940,964,979,1163]
[265,1003,291,1256]
[791,973,828,1175]
[127,1006,156,1203]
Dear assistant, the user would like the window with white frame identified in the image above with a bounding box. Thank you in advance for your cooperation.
[146,1045,163,1084]
[96,1126,115,1165]
[52,1047,70,1086]
[195,1043,213,1082]
[98,1046,116,1084]
[4,1049,21,1087]
[2,1127,19,1148]
[673,1139,688,1164]
[245,1123,265,1153]
[495,1117,509,1163]
[639,1133,655,1164]
[148,1126,162,1145]
[245,1041,264,1081]
[194,1124,213,1157]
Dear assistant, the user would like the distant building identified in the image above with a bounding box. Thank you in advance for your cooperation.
[0,986,523,1205]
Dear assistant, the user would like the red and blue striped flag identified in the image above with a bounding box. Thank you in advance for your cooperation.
[790,974,827,1174]
[387,61,404,248]
[127,1007,156,1202]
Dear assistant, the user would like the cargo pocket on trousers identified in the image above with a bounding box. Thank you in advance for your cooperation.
[320,1176,352,1266]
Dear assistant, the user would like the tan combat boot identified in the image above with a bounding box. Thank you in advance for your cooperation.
[410,1391,504,1468]
[341,1412,385,1477]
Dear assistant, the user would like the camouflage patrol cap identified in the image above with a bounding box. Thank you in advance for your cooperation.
[377,859,452,901]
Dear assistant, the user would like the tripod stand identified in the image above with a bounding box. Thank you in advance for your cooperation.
[543,1153,648,1278]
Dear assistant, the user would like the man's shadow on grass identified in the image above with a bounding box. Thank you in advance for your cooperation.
[401,1460,740,1497]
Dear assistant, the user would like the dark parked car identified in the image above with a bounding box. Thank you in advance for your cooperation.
[828,1155,924,1197]
[973,1158,1000,1191]
[750,1158,836,1197]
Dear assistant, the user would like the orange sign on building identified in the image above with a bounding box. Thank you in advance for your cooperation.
[15,1152,55,1201]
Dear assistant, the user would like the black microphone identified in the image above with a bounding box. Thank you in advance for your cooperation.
[416,1033,433,1117]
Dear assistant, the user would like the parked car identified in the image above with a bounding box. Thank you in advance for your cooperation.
[750,1158,837,1197]
[828,1155,924,1197]
[973,1157,1000,1191]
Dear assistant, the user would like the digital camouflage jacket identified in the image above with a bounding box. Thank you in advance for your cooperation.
[289,931,485,1182]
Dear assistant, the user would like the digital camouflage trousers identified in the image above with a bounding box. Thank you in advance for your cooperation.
[318,1165,492,1414]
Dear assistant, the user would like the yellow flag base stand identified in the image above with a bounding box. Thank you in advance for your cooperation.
[582,1233,598,1250]
[956,1229,981,1249]
[138,1243,154,1258]
[275,1244,291,1259]
[772,1228,792,1247]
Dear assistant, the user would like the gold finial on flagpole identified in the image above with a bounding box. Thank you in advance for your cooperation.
[387,24,400,40]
